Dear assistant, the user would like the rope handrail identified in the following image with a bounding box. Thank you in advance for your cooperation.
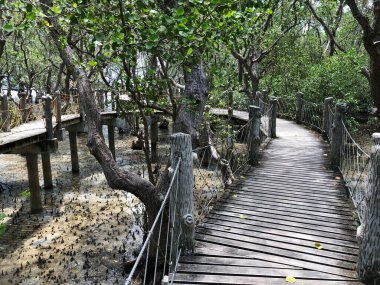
[125,158,182,285]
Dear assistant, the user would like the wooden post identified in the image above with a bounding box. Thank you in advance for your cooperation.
[69,131,79,173]
[255,91,263,111]
[1,94,10,131]
[55,92,62,130]
[248,106,261,166]
[357,133,380,282]
[227,91,234,161]
[55,91,64,141]
[43,95,54,140]
[269,97,278,138]
[108,122,116,160]
[41,153,53,189]
[26,154,42,213]
[323,97,333,135]
[296,92,304,124]
[169,133,194,270]
[151,115,159,163]
[19,92,28,123]
[330,103,346,169]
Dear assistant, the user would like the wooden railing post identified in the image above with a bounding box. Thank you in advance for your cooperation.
[227,91,234,161]
[248,105,261,166]
[269,97,278,138]
[55,91,62,130]
[323,97,333,135]
[1,94,10,131]
[330,103,346,169]
[43,95,54,140]
[19,91,28,123]
[296,92,304,124]
[357,133,380,282]
[169,133,194,269]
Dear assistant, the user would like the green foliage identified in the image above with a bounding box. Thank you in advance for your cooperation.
[20,190,31,198]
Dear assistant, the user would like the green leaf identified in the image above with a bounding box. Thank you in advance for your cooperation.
[3,24,14,33]
[26,11,36,21]
[176,7,185,16]
[89,60,98,67]
[239,214,247,219]
[51,6,62,14]
[186,47,193,56]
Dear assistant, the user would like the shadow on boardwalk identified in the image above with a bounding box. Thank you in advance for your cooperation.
[173,119,362,285]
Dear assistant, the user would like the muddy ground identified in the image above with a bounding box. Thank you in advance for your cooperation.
[0,126,170,285]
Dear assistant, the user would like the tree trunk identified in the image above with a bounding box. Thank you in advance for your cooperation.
[370,55,380,115]
[173,59,208,146]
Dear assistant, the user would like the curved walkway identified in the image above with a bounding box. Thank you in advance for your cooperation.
[174,119,361,284]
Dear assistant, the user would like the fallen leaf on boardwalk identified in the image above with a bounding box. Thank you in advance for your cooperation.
[242,187,248,190]
[286,276,296,283]
[240,176,245,179]
[335,176,341,180]
[232,194,237,198]
[315,241,324,250]
[239,214,247,219]
[224,227,231,231]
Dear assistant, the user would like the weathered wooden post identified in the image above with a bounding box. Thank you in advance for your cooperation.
[150,115,159,163]
[43,95,54,139]
[54,91,64,141]
[0,94,10,131]
[19,91,28,122]
[169,133,194,273]
[296,92,304,124]
[227,91,234,162]
[323,97,333,135]
[330,103,346,169]
[108,122,116,160]
[69,131,79,173]
[269,97,278,138]
[357,133,380,282]
[248,106,261,166]
[26,154,42,213]
[42,95,54,189]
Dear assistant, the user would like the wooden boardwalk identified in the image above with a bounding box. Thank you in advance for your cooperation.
[174,119,361,284]
[0,112,116,154]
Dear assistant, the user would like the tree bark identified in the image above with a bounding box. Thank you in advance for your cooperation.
[173,59,208,146]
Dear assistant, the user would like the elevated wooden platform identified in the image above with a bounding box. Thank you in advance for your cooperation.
[174,119,361,284]
[0,111,117,154]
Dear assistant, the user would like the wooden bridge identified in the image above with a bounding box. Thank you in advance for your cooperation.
[0,94,117,213]
[168,105,365,285]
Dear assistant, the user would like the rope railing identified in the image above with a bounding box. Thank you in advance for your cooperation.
[125,158,182,285]
[339,121,371,222]
[277,96,297,119]
[300,99,323,131]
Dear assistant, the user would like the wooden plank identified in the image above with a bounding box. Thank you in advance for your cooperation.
[205,212,357,242]
[173,274,362,284]
[223,190,353,213]
[176,264,353,280]
[199,221,358,254]
[203,217,358,250]
[179,255,300,269]
[219,197,355,221]
[212,205,357,231]
[195,230,357,265]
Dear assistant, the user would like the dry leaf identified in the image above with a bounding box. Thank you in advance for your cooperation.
[315,241,323,250]
[239,214,247,219]
[286,276,296,283]
[224,227,231,231]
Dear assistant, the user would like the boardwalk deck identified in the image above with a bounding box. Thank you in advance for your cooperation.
[0,111,117,153]
[173,119,361,284]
